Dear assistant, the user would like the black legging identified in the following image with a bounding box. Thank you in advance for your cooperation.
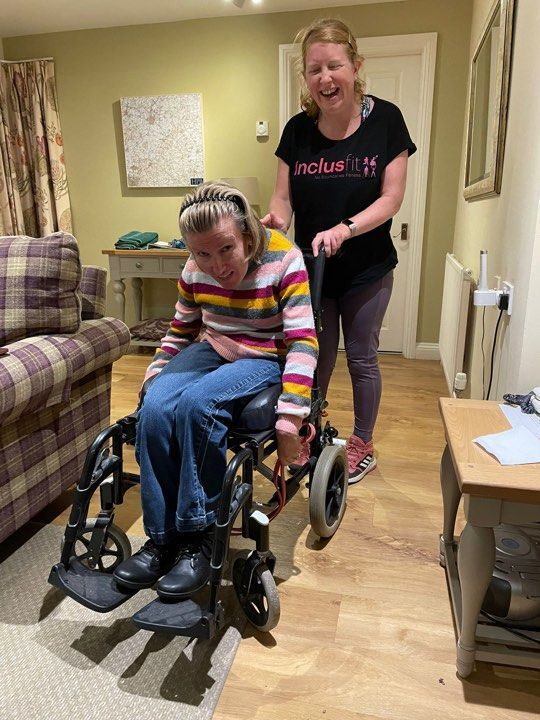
[317,272,393,442]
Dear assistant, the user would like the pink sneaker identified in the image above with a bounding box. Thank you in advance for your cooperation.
[288,442,310,472]
[346,435,377,484]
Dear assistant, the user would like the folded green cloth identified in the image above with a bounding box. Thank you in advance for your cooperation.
[118,230,140,241]
[115,231,158,249]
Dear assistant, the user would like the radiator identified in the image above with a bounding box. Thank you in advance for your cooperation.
[439,253,472,395]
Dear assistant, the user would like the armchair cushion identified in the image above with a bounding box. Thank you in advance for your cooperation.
[48,317,131,383]
[0,337,73,426]
[0,232,81,346]
[80,265,107,319]
[0,318,131,427]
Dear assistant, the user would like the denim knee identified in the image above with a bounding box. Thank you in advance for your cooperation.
[139,391,170,433]
[175,387,212,429]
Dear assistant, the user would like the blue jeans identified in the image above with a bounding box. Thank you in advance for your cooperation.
[136,341,282,541]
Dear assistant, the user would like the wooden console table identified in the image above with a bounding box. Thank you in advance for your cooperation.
[438,398,540,677]
[102,249,190,346]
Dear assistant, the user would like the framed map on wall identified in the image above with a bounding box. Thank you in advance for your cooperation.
[120,94,204,187]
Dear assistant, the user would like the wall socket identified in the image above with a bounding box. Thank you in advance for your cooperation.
[501,280,514,315]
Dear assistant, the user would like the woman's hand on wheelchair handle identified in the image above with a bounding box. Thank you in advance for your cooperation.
[276,429,303,466]
[312,223,350,257]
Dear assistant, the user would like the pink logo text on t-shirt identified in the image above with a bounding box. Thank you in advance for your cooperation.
[293,154,378,178]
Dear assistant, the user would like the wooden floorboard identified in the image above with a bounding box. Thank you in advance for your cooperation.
[41,351,540,718]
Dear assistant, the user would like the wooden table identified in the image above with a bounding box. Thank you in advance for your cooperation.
[438,398,540,677]
[102,249,190,345]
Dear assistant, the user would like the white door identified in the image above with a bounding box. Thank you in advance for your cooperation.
[280,34,436,355]
[362,53,421,351]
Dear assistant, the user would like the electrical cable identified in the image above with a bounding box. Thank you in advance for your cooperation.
[481,307,486,399]
[480,611,540,645]
[486,307,504,400]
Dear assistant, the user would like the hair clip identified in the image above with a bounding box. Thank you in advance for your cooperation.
[180,193,245,215]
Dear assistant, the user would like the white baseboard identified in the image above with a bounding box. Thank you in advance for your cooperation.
[415,342,440,360]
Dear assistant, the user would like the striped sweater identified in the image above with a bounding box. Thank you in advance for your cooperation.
[145,230,318,428]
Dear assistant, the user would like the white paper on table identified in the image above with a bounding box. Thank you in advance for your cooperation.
[499,403,540,439]
[474,425,540,465]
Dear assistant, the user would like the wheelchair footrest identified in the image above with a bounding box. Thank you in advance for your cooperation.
[48,559,137,613]
[132,597,218,639]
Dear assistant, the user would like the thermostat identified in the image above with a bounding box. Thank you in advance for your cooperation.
[256,120,269,138]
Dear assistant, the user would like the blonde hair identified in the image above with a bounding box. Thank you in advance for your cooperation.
[179,181,268,263]
[295,18,365,119]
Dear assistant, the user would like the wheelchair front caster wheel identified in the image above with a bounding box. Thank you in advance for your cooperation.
[232,558,281,632]
[309,444,348,539]
[62,519,132,573]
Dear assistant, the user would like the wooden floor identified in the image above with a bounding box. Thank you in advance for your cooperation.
[44,352,540,718]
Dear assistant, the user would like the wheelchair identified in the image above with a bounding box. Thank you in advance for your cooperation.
[48,248,348,638]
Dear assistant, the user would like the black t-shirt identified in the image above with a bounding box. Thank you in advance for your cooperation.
[276,96,417,297]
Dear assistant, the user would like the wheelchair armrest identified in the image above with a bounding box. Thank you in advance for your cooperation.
[233,384,282,432]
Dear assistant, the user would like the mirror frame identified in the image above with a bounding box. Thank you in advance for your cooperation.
[464,0,516,201]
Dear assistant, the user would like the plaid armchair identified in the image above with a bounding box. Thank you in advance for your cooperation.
[0,233,131,543]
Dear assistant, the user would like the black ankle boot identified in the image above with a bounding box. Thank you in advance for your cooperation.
[156,529,214,600]
[113,538,178,590]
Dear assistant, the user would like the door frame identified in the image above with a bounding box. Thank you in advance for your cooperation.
[279,32,437,359]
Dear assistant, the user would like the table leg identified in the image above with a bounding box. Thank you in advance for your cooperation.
[113,279,126,323]
[132,277,143,323]
[456,521,495,678]
[439,444,461,565]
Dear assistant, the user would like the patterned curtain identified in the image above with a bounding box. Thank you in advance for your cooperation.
[0,59,72,237]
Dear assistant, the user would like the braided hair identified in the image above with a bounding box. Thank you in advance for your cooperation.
[179,181,268,263]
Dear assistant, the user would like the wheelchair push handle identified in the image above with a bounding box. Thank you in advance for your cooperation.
[309,243,326,317]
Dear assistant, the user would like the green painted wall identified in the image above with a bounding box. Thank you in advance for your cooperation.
[3,0,472,338]
[452,0,540,398]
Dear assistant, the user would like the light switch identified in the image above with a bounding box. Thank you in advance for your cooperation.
[256,120,269,137]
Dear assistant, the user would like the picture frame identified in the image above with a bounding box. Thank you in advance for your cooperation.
[120,94,204,188]
[463,0,515,201]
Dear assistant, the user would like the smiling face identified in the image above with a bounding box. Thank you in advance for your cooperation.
[186,217,250,289]
[304,42,360,117]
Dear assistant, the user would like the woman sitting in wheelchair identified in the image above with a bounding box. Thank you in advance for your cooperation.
[113,181,318,599]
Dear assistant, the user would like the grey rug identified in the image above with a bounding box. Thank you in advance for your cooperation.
[0,525,244,720]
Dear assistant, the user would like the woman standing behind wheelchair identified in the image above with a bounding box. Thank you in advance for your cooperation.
[262,18,416,484]
[113,181,318,599]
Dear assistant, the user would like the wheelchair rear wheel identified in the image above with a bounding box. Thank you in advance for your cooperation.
[232,557,280,632]
[309,444,348,538]
[62,519,132,573]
